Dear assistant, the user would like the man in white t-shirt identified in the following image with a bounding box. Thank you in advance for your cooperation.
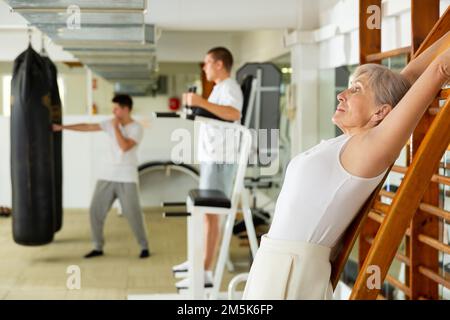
[53,94,150,259]
[173,47,243,288]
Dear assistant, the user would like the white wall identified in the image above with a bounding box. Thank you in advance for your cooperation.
[237,30,290,67]
[62,67,88,115]
[146,0,298,31]
[156,30,240,63]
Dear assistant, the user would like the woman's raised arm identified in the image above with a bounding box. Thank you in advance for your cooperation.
[401,31,450,85]
[345,48,450,178]
[371,49,449,168]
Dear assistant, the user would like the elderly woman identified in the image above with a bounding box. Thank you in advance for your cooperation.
[243,32,450,300]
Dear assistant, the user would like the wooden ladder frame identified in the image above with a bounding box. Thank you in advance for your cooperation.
[330,0,450,300]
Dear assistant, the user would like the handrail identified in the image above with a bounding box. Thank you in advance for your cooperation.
[365,46,411,63]
[413,6,450,58]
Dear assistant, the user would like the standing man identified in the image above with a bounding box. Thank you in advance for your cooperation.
[53,94,150,259]
[173,47,243,288]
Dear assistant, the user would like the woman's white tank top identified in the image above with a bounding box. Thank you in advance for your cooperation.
[268,134,386,248]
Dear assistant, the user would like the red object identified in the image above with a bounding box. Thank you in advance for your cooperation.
[92,78,97,90]
[169,97,180,111]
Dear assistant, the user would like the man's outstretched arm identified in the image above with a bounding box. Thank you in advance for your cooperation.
[53,123,101,132]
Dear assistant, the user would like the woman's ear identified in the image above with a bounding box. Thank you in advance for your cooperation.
[372,104,392,123]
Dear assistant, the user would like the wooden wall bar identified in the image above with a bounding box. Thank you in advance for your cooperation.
[358,0,383,274]
[409,0,441,300]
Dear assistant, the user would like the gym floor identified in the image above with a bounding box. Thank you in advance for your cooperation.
[0,209,250,299]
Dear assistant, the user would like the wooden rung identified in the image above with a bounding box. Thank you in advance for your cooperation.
[419,203,450,221]
[365,214,411,237]
[364,236,374,245]
[418,234,450,254]
[391,165,408,174]
[440,162,450,170]
[395,253,410,267]
[428,108,440,116]
[375,194,450,220]
[376,294,386,300]
[379,189,395,199]
[368,210,384,224]
[432,174,450,186]
[373,201,389,214]
[418,266,450,290]
[365,46,411,63]
[391,165,450,186]
[385,274,411,297]
[405,228,411,237]
[364,236,409,266]
[439,88,450,100]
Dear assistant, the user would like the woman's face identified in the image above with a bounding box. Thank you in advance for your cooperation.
[332,76,380,133]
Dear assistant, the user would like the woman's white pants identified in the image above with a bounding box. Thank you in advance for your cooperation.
[243,235,334,300]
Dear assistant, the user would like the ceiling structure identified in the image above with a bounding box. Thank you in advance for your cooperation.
[3,0,157,95]
[1,0,302,95]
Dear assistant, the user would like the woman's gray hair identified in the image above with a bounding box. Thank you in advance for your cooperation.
[352,63,412,108]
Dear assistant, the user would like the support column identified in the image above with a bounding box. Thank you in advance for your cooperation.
[290,43,320,156]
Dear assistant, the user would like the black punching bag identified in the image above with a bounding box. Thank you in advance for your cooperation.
[11,46,55,245]
[42,56,63,232]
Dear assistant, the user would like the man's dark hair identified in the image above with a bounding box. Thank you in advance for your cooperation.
[207,47,234,72]
[112,94,133,111]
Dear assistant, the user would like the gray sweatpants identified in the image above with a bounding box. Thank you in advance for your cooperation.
[89,180,149,251]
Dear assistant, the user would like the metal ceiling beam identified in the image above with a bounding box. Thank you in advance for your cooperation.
[5,0,146,11]
[3,0,159,95]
